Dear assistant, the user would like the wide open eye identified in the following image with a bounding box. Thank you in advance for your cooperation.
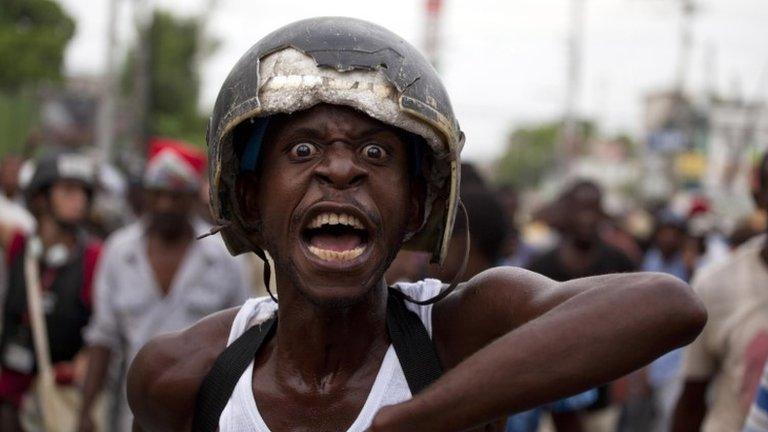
[290,142,319,159]
[361,144,387,161]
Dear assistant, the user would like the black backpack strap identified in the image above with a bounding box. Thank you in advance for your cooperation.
[192,291,442,431]
[386,288,444,394]
[192,316,276,432]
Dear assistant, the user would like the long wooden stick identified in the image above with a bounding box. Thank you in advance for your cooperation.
[24,244,58,432]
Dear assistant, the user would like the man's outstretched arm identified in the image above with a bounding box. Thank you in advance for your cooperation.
[371,268,707,431]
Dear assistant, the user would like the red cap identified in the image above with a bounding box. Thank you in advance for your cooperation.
[144,137,207,192]
[148,137,206,176]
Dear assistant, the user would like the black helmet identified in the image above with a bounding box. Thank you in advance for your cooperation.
[24,151,96,203]
[207,16,464,264]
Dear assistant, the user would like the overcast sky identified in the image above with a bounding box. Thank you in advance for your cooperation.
[58,0,768,162]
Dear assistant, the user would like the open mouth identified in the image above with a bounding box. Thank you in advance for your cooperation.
[302,211,370,263]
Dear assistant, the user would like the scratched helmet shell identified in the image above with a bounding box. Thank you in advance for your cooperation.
[207,16,464,264]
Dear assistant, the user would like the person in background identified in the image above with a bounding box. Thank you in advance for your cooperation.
[428,182,509,284]
[0,155,26,204]
[0,151,102,431]
[527,179,637,432]
[77,140,251,432]
[730,216,765,250]
[673,151,768,431]
[426,176,596,432]
[686,198,731,271]
[643,210,692,281]
[602,217,644,267]
[385,250,429,283]
[642,210,693,431]
[497,185,536,268]
[0,156,35,335]
[743,359,768,432]
[527,180,636,282]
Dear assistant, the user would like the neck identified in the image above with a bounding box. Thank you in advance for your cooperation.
[37,216,76,249]
[761,235,768,267]
[272,273,390,390]
[147,222,193,244]
[566,236,599,253]
[660,249,680,262]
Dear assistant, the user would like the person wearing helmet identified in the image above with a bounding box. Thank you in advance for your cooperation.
[0,151,102,431]
[127,17,706,432]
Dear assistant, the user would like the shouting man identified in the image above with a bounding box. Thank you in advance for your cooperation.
[128,17,706,431]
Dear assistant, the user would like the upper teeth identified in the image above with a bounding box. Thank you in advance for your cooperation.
[307,212,365,230]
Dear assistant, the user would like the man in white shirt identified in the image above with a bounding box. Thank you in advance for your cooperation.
[77,140,250,432]
[673,152,768,431]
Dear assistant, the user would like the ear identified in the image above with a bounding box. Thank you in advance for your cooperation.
[406,177,426,234]
[234,172,264,237]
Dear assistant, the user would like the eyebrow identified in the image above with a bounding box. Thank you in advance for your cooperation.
[286,125,398,141]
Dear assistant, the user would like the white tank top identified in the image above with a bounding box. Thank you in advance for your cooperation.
[218,279,443,432]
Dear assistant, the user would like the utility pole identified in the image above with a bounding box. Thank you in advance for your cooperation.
[675,0,696,94]
[95,0,119,163]
[132,0,152,156]
[424,0,443,70]
[702,41,718,104]
[728,61,768,188]
[561,0,586,171]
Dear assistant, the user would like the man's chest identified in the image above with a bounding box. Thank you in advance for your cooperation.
[108,258,233,353]
[251,369,377,431]
[146,248,186,294]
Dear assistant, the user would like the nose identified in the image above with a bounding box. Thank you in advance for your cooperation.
[314,143,367,189]
[153,192,177,212]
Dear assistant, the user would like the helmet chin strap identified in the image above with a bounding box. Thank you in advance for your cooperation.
[255,247,278,304]
[196,220,279,304]
[396,200,470,305]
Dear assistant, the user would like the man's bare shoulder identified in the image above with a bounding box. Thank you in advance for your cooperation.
[127,307,240,432]
[432,266,698,369]
[432,266,556,367]
[436,266,556,322]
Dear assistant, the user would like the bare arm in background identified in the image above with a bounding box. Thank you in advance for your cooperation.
[670,379,709,432]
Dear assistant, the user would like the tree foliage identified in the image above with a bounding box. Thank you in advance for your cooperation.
[124,10,209,147]
[0,0,75,92]
[495,120,596,188]
[495,122,560,189]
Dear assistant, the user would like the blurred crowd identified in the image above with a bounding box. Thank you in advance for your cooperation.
[0,140,269,432]
[388,156,768,432]
[0,140,766,432]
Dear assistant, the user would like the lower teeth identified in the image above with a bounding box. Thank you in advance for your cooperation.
[308,246,365,262]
